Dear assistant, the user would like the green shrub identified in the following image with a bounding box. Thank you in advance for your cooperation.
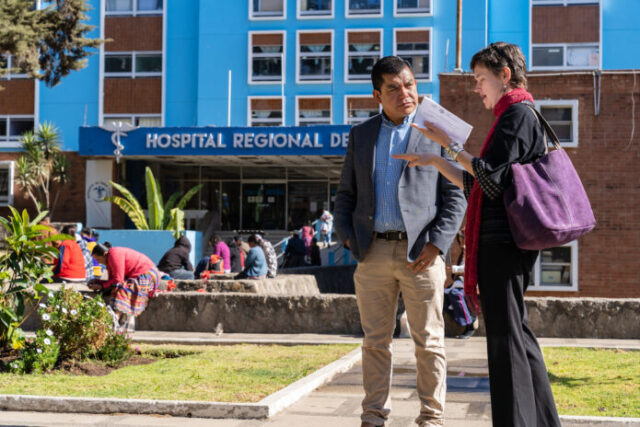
[9,329,60,374]
[96,331,132,366]
[39,287,113,360]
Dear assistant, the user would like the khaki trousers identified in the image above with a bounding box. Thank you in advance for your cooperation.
[354,238,446,426]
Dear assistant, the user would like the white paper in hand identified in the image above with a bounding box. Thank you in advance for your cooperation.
[414,97,473,146]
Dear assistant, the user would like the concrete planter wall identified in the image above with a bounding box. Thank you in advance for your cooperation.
[96,230,202,266]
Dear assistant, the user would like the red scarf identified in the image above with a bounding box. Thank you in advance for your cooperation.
[464,88,534,312]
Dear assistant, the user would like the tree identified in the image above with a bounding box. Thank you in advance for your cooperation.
[105,167,203,239]
[0,0,102,87]
[15,122,70,218]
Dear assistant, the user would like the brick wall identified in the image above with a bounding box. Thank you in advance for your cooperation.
[439,72,640,298]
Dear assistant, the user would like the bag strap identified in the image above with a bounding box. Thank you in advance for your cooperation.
[521,100,562,152]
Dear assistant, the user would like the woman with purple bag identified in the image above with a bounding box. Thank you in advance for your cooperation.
[394,42,561,426]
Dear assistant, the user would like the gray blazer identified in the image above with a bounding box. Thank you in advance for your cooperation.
[334,114,467,262]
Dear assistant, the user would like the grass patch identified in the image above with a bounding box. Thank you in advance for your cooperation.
[544,347,640,418]
[0,344,358,403]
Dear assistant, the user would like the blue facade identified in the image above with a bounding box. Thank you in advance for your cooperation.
[14,0,640,152]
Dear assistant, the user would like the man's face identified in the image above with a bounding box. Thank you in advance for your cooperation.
[373,67,419,124]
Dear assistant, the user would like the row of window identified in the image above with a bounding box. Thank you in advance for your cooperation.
[532,43,599,70]
[532,0,598,5]
[104,52,162,77]
[251,29,430,84]
[251,0,431,19]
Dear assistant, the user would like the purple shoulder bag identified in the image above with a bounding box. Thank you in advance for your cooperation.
[503,106,596,250]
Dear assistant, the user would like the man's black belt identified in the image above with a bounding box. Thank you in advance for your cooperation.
[375,231,407,241]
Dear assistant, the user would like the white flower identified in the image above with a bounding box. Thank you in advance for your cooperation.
[48,292,54,298]
[97,302,105,307]
[37,348,42,354]
[39,303,46,308]
[11,363,17,369]
[70,309,77,316]
[46,329,53,337]
[61,308,68,314]
[44,338,51,346]
[42,314,50,321]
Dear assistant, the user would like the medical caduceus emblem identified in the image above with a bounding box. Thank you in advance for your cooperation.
[99,121,138,163]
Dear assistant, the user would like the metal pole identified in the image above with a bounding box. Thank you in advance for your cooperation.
[455,0,463,72]
[227,70,232,126]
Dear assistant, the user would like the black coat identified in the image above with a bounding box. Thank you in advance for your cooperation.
[157,236,194,273]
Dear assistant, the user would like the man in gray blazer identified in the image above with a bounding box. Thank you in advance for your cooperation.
[335,56,466,427]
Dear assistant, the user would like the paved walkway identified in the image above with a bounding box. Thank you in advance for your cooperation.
[1,334,639,426]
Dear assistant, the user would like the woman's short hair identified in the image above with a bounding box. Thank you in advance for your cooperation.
[470,42,528,89]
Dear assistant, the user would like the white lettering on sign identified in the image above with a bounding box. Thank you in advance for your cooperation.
[145,131,347,150]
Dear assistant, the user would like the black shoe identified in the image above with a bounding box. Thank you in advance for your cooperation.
[456,325,476,339]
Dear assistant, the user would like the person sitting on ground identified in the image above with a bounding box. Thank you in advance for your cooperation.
[157,235,194,280]
[310,237,321,266]
[282,231,307,268]
[255,234,278,278]
[88,243,160,332]
[194,234,232,277]
[234,235,250,262]
[52,226,87,283]
[234,234,268,280]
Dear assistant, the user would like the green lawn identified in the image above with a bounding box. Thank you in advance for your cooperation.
[544,347,640,418]
[0,344,358,402]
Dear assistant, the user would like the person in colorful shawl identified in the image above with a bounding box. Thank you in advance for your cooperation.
[88,243,160,333]
[394,42,561,426]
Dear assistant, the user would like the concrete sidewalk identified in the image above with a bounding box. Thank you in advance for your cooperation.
[1,334,639,426]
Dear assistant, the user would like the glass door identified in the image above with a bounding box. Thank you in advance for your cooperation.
[242,182,286,230]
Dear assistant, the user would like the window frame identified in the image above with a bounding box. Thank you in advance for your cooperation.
[393,27,432,82]
[295,95,333,126]
[248,30,286,85]
[248,0,287,20]
[0,161,15,207]
[103,114,162,127]
[531,241,579,292]
[104,51,163,78]
[530,43,600,71]
[343,94,381,125]
[535,99,579,147]
[0,115,35,148]
[296,30,334,84]
[297,0,334,20]
[393,0,433,17]
[247,96,286,127]
[104,0,163,16]
[0,55,28,80]
[344,28,383,84]
[345,0,383,18]
[531,0,598,5]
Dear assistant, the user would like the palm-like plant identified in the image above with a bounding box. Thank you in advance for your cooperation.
[14,122,69,218]
[105,167,202,238]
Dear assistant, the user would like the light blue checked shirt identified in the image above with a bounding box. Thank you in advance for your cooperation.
[373,110,416,233]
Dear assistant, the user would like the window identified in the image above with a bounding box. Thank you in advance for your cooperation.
[0,55,28,80]
[104,52,162,77]
[0,116,35,147]
[103,115,162,127]
[106,0,162,15]
[248,97,284,126]
[296,97,332,126]
[346,30,382,82]
[250,0,285,19]
[347,0,382,17]
[394,29,430,80]
[297,31,332,83]
[344,95,380,124]
[298,0,333,18]
[0,161,14,206]
[395,0,431,16]
[250,32,285,83]
[532,0,598,5]
[532,241,578,291]
[536,100,579,147]
[531,44,599,69]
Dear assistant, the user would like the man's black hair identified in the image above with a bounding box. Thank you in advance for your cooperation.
[371,56,413,91]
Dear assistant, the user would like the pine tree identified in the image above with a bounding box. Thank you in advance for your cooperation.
[0,0,102,86]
